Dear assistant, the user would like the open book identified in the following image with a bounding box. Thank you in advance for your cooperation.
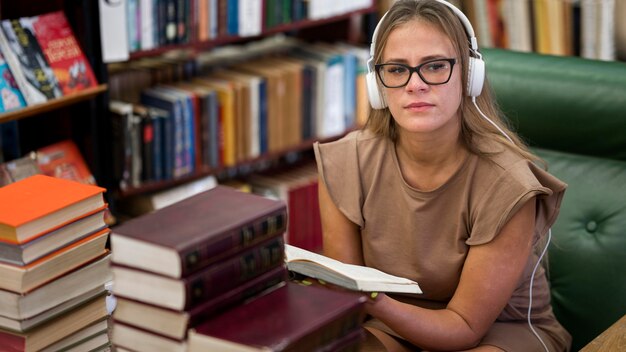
[285,244,422,294]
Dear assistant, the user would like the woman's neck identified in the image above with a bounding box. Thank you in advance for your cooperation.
[395,130,469,191]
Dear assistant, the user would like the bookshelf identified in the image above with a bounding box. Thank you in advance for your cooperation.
[0,0,113,196]
[108,1,377,213]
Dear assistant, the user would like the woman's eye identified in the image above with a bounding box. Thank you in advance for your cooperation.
[426,62,447,71]
[387,66,407,74]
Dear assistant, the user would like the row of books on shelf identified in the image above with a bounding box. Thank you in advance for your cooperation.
[0,175,112,351]
[456,0,622,61]
[108,38,370,190]
[0,10,98,113]
[109,184,369,351]
[120,0,374,54]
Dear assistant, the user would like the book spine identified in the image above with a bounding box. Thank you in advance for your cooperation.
[183,235,285,309]
[187,265,286,326]
[179,207,287,276]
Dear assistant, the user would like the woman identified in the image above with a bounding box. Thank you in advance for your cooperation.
[313,0,572,351]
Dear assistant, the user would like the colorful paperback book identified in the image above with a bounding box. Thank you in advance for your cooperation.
[29,11,98,95]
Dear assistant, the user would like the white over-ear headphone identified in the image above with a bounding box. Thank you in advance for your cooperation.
[366,0,485,109]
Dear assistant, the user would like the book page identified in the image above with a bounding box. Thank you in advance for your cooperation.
[285,244,419,285]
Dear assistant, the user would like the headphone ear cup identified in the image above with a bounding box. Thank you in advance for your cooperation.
[366,71,387,109]
[467,57,485,97]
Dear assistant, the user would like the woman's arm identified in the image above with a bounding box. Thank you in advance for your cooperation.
[366,199,537,351]
[318,177,364,265]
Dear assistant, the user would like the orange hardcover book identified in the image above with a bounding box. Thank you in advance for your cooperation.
[0,175,106,244]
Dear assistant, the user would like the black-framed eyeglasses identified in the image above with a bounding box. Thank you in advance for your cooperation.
[375,58,457,88]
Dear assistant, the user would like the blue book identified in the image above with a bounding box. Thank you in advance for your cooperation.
[141,89,181,181]
[155,86,196,177]
[342,51,357,128]
[147,107,169,182]
[258,79,268,154]
[227,0,239,36]
[0,52,26,112]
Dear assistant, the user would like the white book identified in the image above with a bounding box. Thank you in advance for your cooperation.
[238,0,262,37]
[581,0,598,59]
[98,0,129,62]
[503,0,532,52]
[597,0,616,61]
[140,0,155,50]
[285,244,422,294]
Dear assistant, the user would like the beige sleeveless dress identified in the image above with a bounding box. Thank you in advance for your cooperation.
[314,129,572,351]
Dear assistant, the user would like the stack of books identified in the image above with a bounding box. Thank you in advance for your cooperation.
[110,185,369,351]
[0,175,112,351]
[109,185,289,351]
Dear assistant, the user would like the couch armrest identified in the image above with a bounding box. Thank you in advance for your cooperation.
[534,148,626,350]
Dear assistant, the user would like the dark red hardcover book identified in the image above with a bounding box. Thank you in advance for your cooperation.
[187,281,367,352]
[113,265,287,340]
[29,11,98,95]
[318,327,365,352]
[111,185,287,278]
[112,235,285,310]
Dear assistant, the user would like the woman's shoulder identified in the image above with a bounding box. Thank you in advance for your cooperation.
[315,129,389,160]
[473,141,565,193]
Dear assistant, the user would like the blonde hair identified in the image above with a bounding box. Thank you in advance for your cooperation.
[365,0,537,162]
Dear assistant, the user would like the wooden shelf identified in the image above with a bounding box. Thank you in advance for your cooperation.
[128,6,377,60]
[0,84,108,123]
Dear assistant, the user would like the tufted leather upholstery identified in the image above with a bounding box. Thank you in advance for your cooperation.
[483,48,626,351]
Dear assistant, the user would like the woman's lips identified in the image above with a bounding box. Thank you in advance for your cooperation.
[405,102,434,111]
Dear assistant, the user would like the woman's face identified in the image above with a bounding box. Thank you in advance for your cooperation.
[381,19,463,139]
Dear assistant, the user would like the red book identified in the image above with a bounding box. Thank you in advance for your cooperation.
[29,11,98,95]
[110,185,287,279]
[187,281,367,352]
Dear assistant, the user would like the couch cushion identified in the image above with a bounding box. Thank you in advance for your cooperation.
[534,148,626,350]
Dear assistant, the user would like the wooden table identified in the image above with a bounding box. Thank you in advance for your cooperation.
[580,314,626,351]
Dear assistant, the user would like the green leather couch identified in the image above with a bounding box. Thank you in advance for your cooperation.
[483,48,626,351]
